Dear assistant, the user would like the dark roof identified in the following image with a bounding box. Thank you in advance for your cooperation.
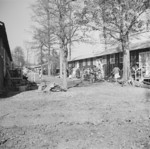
[0,21,12,61]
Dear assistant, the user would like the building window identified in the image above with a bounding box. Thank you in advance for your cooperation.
[93,58,96,65]
[102,56,107,64]
[119,53,123,63]
[83,60,86,66]
[110,54,115,64]
[75,61,79,68]
[79,60,83,67]
[91,59,93,65]
[87,59,91,66]
[72,62,75,68]
[68,63,72,68]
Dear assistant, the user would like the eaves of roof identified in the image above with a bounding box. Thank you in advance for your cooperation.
[0,21,12,61]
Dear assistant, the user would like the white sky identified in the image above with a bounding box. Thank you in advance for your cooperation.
[0,0,35,52]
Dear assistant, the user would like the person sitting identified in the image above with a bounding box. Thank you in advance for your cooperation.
[76,68,80,79]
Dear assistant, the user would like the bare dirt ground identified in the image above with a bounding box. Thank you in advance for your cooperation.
[1,81,150,149]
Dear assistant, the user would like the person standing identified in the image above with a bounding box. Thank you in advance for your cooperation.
[112,66,120,82]
[39,69,43,80]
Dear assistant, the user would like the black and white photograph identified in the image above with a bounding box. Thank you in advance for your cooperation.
[1,0,150,148]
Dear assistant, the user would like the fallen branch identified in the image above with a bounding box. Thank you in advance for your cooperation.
[0,139,8,145]
[43,83,67,92]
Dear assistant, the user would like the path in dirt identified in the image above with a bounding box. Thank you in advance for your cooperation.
[0,82,150,149]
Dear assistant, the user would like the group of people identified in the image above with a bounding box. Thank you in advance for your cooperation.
[111,63,143,83]
[81,66,103,82]
[37,60,142,83]
[68,61,105,83]
[130,63,146,81]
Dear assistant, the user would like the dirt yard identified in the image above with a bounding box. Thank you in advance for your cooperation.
[0,81,150,149]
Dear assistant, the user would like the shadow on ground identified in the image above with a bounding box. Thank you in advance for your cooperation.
[145,89,150,102]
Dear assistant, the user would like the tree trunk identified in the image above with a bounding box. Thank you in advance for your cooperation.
[47,1,51,77]
[123,49,130,81]
[48,58,51,76]
[122,35,130,81]
[41,64,43,80]
[62,46,68,90]
[69,3,72,61]
[68,42,71,61]
[63,56,67,90]
[40,45,43,78]
[60,46,63,78]
[59,0,68,90]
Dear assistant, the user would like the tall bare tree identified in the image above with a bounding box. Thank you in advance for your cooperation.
[31,0,58,76]
[31,0,88,90]
[12,46,25,67]
[79,0,150,81]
